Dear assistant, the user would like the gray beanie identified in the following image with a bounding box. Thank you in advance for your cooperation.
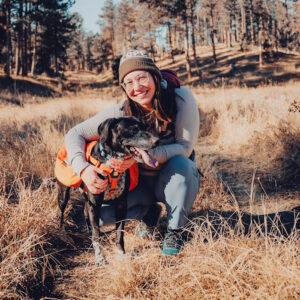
[119,49,162,84]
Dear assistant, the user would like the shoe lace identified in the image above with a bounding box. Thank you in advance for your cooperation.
[164,230,182,248]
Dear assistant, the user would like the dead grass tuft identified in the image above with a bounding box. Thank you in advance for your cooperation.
[0,180,58,298]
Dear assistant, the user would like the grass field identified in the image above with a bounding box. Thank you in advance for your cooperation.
[0,80,299,299]
[1,44,300,298]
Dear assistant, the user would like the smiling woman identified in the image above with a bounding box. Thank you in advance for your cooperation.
[121,71,156,110]
[64,49,200,256]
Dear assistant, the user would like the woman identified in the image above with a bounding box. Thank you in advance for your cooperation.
[65,49,200,255]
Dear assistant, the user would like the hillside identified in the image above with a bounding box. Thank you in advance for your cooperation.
[1,45,300,106]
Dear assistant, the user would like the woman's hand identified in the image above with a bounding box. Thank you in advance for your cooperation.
[109,157,136,173]
[80,164,108,194]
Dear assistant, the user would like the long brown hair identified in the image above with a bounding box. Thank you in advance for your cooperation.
[122,72,177,133]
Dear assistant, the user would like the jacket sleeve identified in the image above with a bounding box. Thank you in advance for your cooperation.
[148,86,200,163]
[65,102,125,176]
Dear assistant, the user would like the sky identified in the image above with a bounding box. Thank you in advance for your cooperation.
[69,0,106,34]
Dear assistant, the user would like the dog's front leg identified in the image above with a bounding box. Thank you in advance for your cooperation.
[82,193,91,234]
[115,193,127,255]
[87,191,106,265]
[57,182,70,231]
[114,172,130,255]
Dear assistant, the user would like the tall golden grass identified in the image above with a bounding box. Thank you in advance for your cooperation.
[0,84,299,299]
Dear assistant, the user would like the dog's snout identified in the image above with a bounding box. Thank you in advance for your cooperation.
[140,131,159,145]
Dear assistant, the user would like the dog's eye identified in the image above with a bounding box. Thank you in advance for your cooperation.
[131,126,139,135]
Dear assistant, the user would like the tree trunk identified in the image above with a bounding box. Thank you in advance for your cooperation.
[17,0,24,75]
[168,22,175,63]
[232,13,238,43]
[225,28,228,47]
[173,22,177,50]
[22,0,28,76]
[227,27,232,48]
[15,34,20,75]
[31,23,37,75]
[190,6,201,78]
[258,14,264,67]
[150,41,156,63]
[274,19,278,52]
[111,28,115,60]
[184,18,192,81]
[3,0,12,77]
[209,5,217,64]
[241,1,246,36]
[249,0,255,46]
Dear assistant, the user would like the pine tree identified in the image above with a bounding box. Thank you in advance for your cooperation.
[67,12,86,71]
[201,0,219,64]
[99,0,116,60]
[36,0,76,75]
[0,0,13,76]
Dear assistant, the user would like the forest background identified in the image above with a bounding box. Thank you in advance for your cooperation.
[1,0,300,80]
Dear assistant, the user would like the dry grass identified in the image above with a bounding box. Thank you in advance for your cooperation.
[0,179,59,299]
[54,226,300,299]
[0,96,115,298]
[0,83,299,299]
[194,83,300,153]
[194,83,300,212]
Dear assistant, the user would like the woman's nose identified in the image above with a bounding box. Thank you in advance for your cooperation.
[133,80,142,90]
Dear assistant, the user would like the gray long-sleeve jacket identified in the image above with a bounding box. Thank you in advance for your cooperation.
[65,86,200,176]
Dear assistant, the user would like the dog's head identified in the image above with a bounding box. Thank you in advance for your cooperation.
[97,117,158,158]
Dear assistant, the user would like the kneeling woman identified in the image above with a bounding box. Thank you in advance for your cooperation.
[65,50,201,255]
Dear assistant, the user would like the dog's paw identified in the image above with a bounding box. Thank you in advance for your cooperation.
[95,254,107,266]
[115,248,126,255]
[93,241,107,266]
[114,248,129,261]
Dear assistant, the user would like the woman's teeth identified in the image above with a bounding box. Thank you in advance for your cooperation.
[136,91,147,97]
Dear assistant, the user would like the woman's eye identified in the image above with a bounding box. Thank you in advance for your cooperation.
[137,75,147,83]
[125,80,133,86]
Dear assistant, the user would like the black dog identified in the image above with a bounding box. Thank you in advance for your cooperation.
[57,117,158,265]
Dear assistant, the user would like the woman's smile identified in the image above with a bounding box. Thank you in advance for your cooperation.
[123,70,156,110]
[134,90,149,98]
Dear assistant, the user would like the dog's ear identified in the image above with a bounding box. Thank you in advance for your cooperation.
[97,118,118,149]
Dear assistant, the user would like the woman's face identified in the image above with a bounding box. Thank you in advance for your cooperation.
[122,70,156,110]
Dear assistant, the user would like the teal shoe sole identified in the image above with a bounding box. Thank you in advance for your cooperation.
[162,240,183,256]
[162,247,181,256]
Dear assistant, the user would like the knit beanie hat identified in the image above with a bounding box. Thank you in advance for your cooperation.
[119,49,162,84]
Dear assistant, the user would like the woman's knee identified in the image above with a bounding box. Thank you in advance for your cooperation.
[161,155,198,180]
[155,155,200,202]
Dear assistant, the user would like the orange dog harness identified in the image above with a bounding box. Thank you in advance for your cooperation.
[54,141,139,195]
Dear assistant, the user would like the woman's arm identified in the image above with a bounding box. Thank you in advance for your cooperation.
[148,86,200,163]
[65,102,125,176]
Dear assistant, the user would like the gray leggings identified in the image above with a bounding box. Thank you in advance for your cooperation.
[99,155,201,229]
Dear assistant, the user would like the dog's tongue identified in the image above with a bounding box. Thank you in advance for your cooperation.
[134,148,159,168]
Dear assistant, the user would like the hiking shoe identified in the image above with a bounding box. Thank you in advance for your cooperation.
[137,203,162,237]
[137,220,153,237]
[162,229,183,256]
